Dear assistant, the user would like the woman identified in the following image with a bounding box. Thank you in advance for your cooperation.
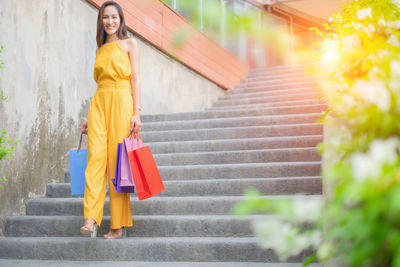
[79,0,142,239]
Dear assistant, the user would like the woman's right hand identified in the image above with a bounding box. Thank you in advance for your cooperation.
[80,121,88,135]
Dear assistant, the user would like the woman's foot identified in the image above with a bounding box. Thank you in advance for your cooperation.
[104,227,127,239]
[80,218,97,238]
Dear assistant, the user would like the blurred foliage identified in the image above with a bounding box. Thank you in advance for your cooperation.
[234,0,400,265]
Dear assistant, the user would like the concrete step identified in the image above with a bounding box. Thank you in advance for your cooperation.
[245,71,315,80]
[208,99,322,111]
[153,147,320,166]
[63,160,321,183]
[0,260,322,267]
[228,81,316,94]
[242,78,313,88]
[219,86,317,100]
[64,137,322,171]
[5,215,271,237]
[26,195,322,216]
[64,135,323,185]
[143,113,321,131]
[0,236,314,262]
[64,159,321,182]
[250,62,318,69]
[248,63,318,74]
[157,162,321,180]
[140,104,326,122]
[213,92,320,107]
[65,161,321,183]
[142,123,322,143]
[47,176,322,198]
[147,135,322,153]
[243,72,314,82]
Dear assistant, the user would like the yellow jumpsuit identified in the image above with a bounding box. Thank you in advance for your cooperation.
[84,40,134,229]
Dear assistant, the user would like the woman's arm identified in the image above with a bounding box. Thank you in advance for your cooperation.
[128,38,142,133]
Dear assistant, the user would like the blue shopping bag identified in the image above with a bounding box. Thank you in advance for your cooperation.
[69,134,87,195]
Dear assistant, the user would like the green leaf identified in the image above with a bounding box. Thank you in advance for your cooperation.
[302,254,317,266]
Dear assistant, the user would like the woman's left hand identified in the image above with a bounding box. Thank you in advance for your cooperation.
[131,114,142,134]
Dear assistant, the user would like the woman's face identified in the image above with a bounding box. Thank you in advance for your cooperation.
[103,5,120,36]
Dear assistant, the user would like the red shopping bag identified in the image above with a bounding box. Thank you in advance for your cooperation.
[126,132,165,200]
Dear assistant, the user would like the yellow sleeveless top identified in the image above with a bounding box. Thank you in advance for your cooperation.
[93,41,132,86]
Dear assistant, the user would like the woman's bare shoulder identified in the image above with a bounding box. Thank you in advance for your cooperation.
[124,38,137,50]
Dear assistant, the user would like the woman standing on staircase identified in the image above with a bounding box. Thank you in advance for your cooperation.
[79,1,142,239]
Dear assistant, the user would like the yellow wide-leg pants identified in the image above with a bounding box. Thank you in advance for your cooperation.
[84,80,134,229]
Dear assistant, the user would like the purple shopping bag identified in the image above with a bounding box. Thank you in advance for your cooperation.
[120,139,135,187]
[112,143,135,193]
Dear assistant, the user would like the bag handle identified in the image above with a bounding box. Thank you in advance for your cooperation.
[77,133,83,152]
[128,128,144,151]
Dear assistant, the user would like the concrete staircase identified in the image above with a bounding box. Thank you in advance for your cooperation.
[0,63,324,264]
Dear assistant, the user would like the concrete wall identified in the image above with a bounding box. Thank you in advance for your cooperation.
[0,0,225,234]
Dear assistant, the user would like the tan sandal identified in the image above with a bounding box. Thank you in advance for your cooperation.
[80,218,97,238]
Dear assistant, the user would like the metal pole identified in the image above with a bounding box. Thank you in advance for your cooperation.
[220,0,227,47]
[199,0,204,32]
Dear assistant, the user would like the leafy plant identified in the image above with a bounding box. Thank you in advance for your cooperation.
[0,45,18,189]
[234,0,400,265]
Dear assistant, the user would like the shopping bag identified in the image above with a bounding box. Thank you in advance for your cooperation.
[69,134,87,195]
[127,132,165,200]
[120,137,142,187]
[112,143,135,193]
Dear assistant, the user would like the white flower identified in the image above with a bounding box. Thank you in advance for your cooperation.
[377,49,391,59]
[252,218,294,256]
[388,20,400,29]
[252,218,321,261]
[370,138,399,165]
[328,16,334,23]
[342,94,358,110]
[351,153,378,182]
[309,231,322,247]
[318,242,334,262]
[389,60,400,94]
[389,79,400,94]
[392,0,400,8]
[378,19,387,26]
[350,138,400,182]
[363,24,376,35]
[390,60,400,76]
[388,34,400,47]
[342,34,361,49]
[353,79,391,112]
[357,7,372,20]
[292,199,322,223]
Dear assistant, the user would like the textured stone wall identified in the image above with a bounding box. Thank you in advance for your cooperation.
[0,0,225,234]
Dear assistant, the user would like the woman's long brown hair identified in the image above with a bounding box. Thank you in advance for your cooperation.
[96,1,128,48]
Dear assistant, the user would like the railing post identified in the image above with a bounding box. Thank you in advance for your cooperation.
[220,0,227,47]
[199,0,204,32]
